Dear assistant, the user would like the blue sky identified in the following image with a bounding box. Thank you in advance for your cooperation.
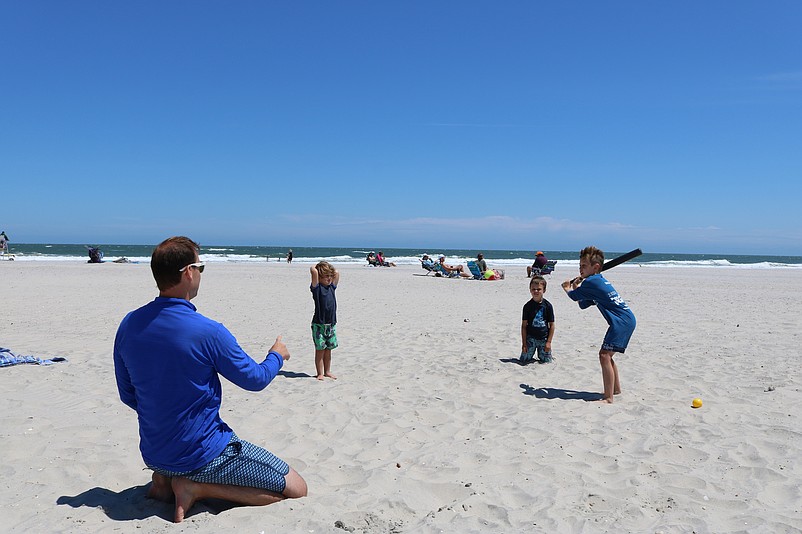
[2,2,800,254]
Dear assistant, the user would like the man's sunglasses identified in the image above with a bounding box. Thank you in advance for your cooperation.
[179,262,205,273]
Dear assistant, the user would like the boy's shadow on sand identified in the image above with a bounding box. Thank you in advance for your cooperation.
[278,370,313,378]
[520,383,603,401]
[500,357,551,367]
[57,483,237,522]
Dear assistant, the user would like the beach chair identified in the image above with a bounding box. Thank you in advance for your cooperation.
[467,261,484,279]
[420,259,438,275]
[468,261,504,280]
[433,263,460,278]
[87,247,104,264]
[531,260,557,276]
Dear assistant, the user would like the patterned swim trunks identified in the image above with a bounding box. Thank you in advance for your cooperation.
[149,433,289,493]
[311,323,338,350]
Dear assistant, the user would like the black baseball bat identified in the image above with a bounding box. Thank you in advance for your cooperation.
[601,248,643,272]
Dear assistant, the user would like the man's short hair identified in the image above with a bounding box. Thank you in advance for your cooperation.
[151,236,200,291]
[580,246,605,268]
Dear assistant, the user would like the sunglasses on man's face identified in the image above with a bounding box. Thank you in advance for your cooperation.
[179,262,205,273]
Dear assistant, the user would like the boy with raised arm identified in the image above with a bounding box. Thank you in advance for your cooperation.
[310,261,340,380]
[562,246,636,403]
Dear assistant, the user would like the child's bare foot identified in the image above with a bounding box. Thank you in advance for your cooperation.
[170,476,199,523]
[147,472,173,502]
[324,372,337,379]
[316,374,324,381]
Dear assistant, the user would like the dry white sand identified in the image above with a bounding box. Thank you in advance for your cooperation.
[1,261,801,533]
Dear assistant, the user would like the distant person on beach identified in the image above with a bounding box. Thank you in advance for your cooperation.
[310,261,339,380]
[527,251,549,277]
[438,256,472,278]
[419,254,436,271]
[562,246,636,403]
[366,252,379,266]
[475,253,504,280]
[475,253,488,274]
[287,249,293,263]
[87,246,103,263]
[375,251,396,267]
[521,275,555,364]
[0,231,8,256]
[113,236,307,522]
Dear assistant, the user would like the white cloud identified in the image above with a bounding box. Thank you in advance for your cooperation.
[251,213,801,254]
[756,71,802,90]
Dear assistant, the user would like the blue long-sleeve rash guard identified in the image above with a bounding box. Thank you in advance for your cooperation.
[113,297,283,472]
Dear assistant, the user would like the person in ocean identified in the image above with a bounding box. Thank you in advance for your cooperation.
[287,249,293,263]
[310,261,340,380]
[562,246,636,403]
[0,231,9,256]
[521,275,555,364]
[113,236,307,522]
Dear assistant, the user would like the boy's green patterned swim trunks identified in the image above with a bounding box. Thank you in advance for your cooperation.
[311,323,338,350]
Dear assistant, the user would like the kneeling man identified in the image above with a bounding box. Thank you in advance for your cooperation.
[113,236,306,522]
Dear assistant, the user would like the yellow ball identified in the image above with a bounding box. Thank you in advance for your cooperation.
[692,398,703,408]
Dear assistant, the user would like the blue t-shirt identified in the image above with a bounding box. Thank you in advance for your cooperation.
[113,297,284,472]
[566,274,636,332]
[311,283,337,324]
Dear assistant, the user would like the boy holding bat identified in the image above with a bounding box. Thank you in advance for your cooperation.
[562,246,636,403]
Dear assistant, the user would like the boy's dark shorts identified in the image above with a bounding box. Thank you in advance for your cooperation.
[602,324,635,353]
[520,337,553,363]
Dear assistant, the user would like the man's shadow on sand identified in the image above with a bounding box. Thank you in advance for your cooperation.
[57,483,238,522]
[519,383,603,401]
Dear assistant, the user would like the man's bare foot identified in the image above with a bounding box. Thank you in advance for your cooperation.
[316,374,324,381]
[147,472,173,502]
[324,372,337,379]
[594,397,614,404]
[171,476,200,523]
[614,390,622,395]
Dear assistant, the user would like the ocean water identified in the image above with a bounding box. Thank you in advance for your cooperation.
[3,244,801,269]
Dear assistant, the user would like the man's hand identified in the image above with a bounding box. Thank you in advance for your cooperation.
[270,336,290,361]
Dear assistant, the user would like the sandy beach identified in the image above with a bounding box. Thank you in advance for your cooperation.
[1,261,800,533]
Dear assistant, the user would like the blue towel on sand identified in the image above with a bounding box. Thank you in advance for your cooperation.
[0,348,67,367]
